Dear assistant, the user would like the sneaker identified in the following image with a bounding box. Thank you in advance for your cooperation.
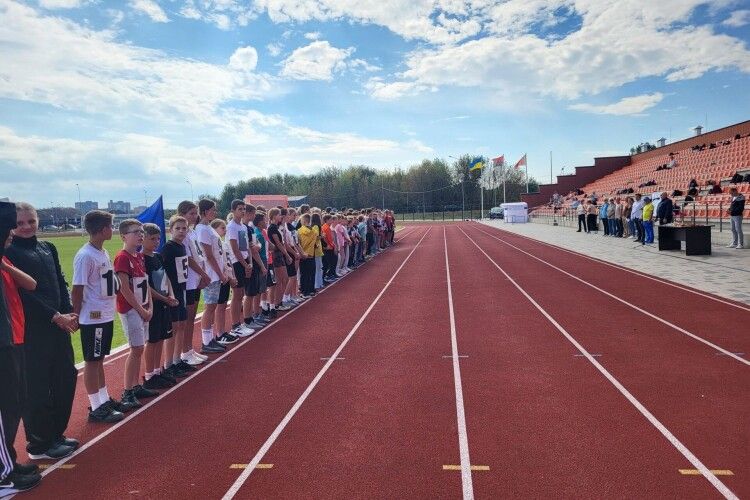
[192,351,209,361]
[269,308,278,319]
[735,245,744,249]
[120,389,142,412]
[56,436,79,450]
[253,316,269,325]
[142,376,170,390]
[0,471,41,495]
[232,326,254,338]
[88,403,125,423]
[106,398,132,413]
[276,304,291,311]
[26,442,74,460]
[13,463,39,476]
[133,384,159,399]
[182,353,203,366]
[727,243,736,248]
[201,342,224,354]
[155,373,176,387]
[216,332,239,345]
[209,339,227,350]
[176,360,198,373]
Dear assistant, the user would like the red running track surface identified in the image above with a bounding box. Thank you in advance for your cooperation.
[16,222,747,499]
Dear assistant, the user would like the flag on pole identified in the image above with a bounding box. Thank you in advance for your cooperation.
[469,157,484,171]
[513,154,527,170]
[492,155,504,166]
[137,195,166,250]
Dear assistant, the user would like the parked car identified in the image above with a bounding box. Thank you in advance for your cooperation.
[489,207,504,219]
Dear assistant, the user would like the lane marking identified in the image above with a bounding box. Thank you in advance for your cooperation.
[714,352,745,357]
[443,465,489,471]
[38,464,75,470]
[319,357,345,361]
[477,222,750,313]
[39,228,421,480]
[458,225,739,500]
[443,355,469,359]
[680,469,733,476]
[443,226,475,500]
[470,226,750,367]
[221,228,433,500]
[230,464,274,469]
[574,353,601,357]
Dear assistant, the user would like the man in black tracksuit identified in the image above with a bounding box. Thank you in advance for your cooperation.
[5,205,79,459]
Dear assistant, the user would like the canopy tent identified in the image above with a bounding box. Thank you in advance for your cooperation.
[500,202,528,223]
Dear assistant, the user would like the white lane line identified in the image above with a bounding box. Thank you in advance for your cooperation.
[459,226,739,500]
[221,228,432,500]
[38,227,422,480]
[470,225,749,366]
[477,222,750,313]
[443,226,475,500]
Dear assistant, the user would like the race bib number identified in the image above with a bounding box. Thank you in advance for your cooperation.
[193,240,204,259]
[133,276,149,306]
[151,268,169,295]
[176,256,188,284]
[100,268,120,297]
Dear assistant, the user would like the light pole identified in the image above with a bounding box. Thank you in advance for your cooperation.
[448,155,465,218]
[186,179,194,200]
[144,188,148,207]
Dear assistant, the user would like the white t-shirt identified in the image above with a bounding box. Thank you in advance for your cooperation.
[195,223,223,282]
[185,228,205,290]
[226,219,249,262]
[72,243,117,325]
[221,240,234,278]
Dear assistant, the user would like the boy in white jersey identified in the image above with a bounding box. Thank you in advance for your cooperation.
[226,200,254,338]
[71,210,125,423]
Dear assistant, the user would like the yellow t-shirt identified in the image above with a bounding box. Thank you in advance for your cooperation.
[298,225,317,256]
[643,203,654,221]
[313,225,324,257]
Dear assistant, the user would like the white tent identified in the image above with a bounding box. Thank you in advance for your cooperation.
[501,202,528,223]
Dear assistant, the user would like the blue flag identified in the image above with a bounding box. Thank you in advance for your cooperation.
[137,195,166,251]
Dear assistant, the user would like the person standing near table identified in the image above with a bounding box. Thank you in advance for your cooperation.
[576,202,586,232]
[728,187,745,249]
[631,194,645,242]
[5,203,79,460]
[656,192,674,225]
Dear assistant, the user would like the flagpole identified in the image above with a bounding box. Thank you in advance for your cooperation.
[502,160,506,204]
[525,153,529,194]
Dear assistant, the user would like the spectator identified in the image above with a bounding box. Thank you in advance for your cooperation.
[689,178,698,188]
[728,187,745,249]
[623,198,632,238]
[642,197,654,245]
[656,192,674,225]
[599,199,610,236]
[614,198,624,237]
[731,172,743,184]
[710,184,723,194]
[586,201,598,233]
[606,198,616,236]
[631,194,645,242]
[576,202,587,233]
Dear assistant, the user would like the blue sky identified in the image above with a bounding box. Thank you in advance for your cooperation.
[1,0,749,209]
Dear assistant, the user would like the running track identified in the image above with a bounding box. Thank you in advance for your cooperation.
[16,223,748,499]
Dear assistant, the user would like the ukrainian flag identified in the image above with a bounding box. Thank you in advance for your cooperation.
[469,157,484,171]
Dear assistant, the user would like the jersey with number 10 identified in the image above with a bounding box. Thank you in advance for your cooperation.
[72,243,118,325]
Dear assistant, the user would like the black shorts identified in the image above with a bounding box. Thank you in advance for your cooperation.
[245,264,261,297]
[186,288,201,306]
[233,260,250,289]
[170,288,187,322]
[272,251,285,268]
[218,282,231,305]
[148,304,173,343]
[286,261,297,278]
[80,321,114,361]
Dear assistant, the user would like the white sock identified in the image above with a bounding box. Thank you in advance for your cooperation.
[145,370,154,381]
[283,294,289,302]
[269,303,275,310]
[201,329,214,345]
[98,387,110,404]
[88,393,101,411]
[260,300,267,309]
[164,359,172,369]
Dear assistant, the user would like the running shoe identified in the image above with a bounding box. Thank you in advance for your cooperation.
[26,442,74,460]
[107,398,132,413]
[176,360,198,373]
[216,332,239,345]
[13,463,39,476]
[232,325,254,338]
[157,372,177,386]
[0,471,41,495]
[120,389,142,411]
[88,403,125,423]
[192,351,209,361]
[142,376,169,390]
[56,436,80,449]
[133,384,159,399]
[182,353,203,366]
[209,339,227,351]
[276,304,291,311]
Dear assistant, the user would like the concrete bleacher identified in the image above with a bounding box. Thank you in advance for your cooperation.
[523,120,750,219]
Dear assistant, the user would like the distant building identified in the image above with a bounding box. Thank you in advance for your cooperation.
[108,200,131,214]
[75,200,99,213]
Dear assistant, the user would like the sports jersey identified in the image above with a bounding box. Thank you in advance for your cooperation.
[1,256,25,344]
[72,243,117,325]
[221,240,234,277]
[185,228,205,290]
[226,218,249,262]
[144,253,170,297]
[114,249,148,314]
[161,240,188,300]
[195,223,223,282]
[254,227,267,265]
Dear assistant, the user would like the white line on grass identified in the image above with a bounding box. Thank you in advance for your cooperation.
[36,227,420,482]
[459,226,739,500]
[443,226,475,500]
[471,225,749,366]
[221,228,432,500]
[478,221,750,313]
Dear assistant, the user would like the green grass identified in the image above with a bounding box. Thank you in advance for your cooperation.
[41,234,203,364]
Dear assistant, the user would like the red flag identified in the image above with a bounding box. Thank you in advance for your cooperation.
[492,155,504,166]
[513,154,527,170]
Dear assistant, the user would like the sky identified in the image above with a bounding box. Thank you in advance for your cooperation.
[1,0,750,209]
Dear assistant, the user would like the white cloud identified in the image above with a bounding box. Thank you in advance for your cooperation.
[722,9,750,27]
[304,31,321,40]
[280,40,354,81]
[37,0,85,8]
[266,42,283,57]
[177,0,255,29]
[229,46,258,71]
[130,0,169,23]
[568,93,664,115]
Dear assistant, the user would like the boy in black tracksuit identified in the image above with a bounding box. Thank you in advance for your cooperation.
[5,205,79,459]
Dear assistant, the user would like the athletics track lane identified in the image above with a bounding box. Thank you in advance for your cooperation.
[23,227,427,499]
[225,227,466,499]
[459,224,747,498]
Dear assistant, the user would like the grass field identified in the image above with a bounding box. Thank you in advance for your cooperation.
[40,233,203,364]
